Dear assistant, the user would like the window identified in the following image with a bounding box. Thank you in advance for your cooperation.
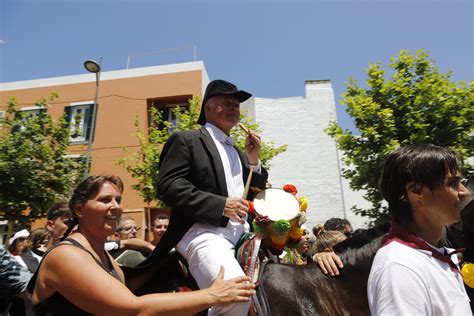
[64,102,95,143]
[12,107,47,132]
[0,111,5,129]
[65,154,87,177]
[158,105,186,131]
[148,95,192,132]
[18,108,44,119]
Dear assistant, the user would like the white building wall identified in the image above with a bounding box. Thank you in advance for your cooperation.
[242,80,366,229]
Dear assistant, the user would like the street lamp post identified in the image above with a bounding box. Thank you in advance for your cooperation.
[83,58,102,179]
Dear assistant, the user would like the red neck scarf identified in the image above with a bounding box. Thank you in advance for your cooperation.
[381,222,463,274]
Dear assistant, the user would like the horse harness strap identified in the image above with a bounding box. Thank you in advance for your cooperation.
[236,233,272,316]
[255,259,272,316]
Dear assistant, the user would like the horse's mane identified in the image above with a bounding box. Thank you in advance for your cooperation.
[333,222,389,253]
[336,236,383,268]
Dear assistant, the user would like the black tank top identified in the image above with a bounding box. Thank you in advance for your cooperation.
[28,238,122,316]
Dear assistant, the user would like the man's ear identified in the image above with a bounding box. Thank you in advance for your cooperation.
[204,102,211,113]
[46,220,54,232]
[406,182,424,204]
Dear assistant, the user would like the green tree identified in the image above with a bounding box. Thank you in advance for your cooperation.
[0,94,85,234]
[118,96,287,205]
[326,50,473,223]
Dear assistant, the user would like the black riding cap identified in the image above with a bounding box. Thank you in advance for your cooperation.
[197,79,252,125]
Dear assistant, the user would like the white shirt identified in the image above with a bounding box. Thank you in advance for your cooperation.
[368,241,471,316]
[178,123,251,248]
[205,123,245,199]
[14,251,42,270]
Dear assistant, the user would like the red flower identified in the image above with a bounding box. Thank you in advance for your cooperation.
[269,242,285,255]
[255,215,271,227]
[283,184,298,195]
[248,201,256,215]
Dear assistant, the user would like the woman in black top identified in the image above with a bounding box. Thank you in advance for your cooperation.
[30,175,255,315]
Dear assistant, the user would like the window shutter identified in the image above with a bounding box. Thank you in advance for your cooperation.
[64,106,72,127]
[85,103,97,142]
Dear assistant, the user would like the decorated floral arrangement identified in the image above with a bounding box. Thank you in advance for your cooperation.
[251,184,309,255]
[461,262,474,288]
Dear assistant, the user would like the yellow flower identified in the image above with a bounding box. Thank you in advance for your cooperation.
[271,233,289,245]
[461,263,474,288]
[299,196,308,212]
[289,227,303,241]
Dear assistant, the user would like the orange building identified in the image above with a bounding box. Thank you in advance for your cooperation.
[0,61,209,240]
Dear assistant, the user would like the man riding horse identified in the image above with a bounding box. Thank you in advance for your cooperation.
[152,80,268,315]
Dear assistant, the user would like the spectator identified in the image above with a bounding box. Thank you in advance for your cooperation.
[151,213,169,246]
[28,175,254,315]
[115,216,140,240]
[11,228,48,316]
[114,217,149,267]
[323,218,353,235]
[44,201,154,259]
[311,224,347,253]
[16,228,49,272]
[0,245,32,315]
[367,144,471,314]
[45,201,72,249]
[281,228,313,265]
[8,229,29,256]
[27,227,49,257]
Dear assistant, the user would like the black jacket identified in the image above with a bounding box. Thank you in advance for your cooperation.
[145,127,268,264]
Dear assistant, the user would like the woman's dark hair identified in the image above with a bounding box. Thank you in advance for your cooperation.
[323,218,351,232]
[25,227,49,251]
[47,201,72,221]
[379,144,461,224]
[61,175,124,241]
[8,238,26,253]
[311,224,347,253]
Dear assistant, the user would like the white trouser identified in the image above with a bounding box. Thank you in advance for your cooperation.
[177,232,250,316]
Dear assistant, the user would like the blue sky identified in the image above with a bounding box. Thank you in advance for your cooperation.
[1,0,472,133]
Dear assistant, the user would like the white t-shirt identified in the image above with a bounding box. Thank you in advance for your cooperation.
[367,241,471,315]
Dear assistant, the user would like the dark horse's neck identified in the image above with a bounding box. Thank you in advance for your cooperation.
[262,236,383,316]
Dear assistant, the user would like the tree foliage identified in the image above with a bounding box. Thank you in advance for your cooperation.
[118,96,287,204]
[326,50,473,223]
[0,94,85,230]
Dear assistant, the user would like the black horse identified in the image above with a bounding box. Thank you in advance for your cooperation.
[261,230,384,316]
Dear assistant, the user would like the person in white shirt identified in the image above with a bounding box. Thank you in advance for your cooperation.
[367,144,472,315]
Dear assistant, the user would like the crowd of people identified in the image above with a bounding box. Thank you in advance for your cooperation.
[1,79,471,315]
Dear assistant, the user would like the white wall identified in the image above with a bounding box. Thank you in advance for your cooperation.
[241,80,367,229]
